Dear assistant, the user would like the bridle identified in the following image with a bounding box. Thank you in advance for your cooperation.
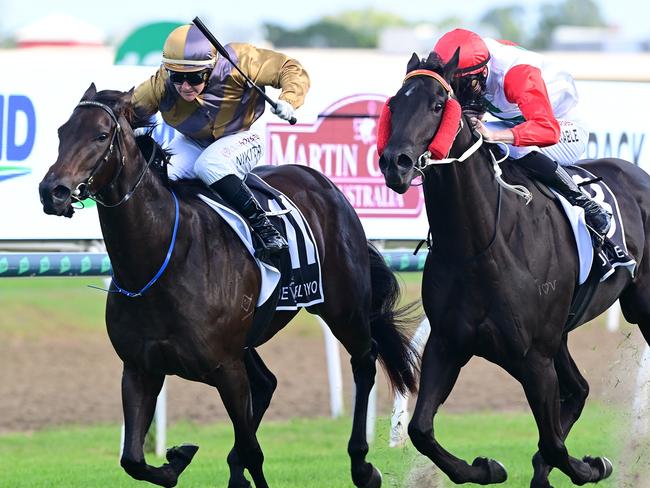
[74,100,180,298]
[72,100,156,208]
[400,71,532,203]
[401,70,485,170]
[397,70,532,262]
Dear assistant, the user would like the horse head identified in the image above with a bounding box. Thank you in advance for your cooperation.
[378,49,461,193]
[39,83,135,217]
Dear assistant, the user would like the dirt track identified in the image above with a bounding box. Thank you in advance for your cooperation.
[0,314,646,433]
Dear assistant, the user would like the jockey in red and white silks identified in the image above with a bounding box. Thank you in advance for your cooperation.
[479,37,587,164]
[434,28,611,236]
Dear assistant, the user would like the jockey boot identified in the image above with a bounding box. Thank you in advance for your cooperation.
[209,175,288,258]
[520,152,612,236]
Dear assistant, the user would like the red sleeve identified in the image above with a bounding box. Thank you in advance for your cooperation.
[503,64,560,147]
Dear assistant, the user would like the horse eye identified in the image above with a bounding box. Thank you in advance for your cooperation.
[433,102,444,113]
[96,133,109,142]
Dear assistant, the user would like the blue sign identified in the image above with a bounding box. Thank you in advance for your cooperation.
[0,94,36,181]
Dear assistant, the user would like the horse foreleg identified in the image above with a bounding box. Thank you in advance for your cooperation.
[531,339,590,488]
[226,350,277,488]
[120,364,198,488]
[210,358,269,488]
[520,350,612,486]
[408,334,507,484]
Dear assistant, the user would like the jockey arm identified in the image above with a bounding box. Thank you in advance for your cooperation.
[473,64,560,147]
[232,43,311,110]
[132,68,166,119]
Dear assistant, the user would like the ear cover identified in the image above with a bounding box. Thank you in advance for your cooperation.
[376,96,462,159]
[376,98,392,156]
[427,98,461,159]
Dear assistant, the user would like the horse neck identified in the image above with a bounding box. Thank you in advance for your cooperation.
[423,126,499,258]
[96,136,176,287]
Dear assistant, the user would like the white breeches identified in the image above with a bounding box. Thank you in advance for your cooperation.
[163,130,264,183]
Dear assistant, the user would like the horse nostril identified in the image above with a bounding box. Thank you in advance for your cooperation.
[52,185,71,203]
[397,154,413,169]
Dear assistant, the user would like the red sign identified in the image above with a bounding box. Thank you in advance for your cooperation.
[266,94,424,218]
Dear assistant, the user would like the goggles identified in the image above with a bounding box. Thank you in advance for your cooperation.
[168,70,210,86]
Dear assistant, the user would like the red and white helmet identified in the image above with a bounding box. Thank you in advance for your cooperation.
[433,29,490,76]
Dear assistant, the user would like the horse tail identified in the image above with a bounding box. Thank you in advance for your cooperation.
[368,242,421,395]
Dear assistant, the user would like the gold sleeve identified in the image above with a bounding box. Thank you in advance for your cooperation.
[132,67,168,118]
[231,43,310,109]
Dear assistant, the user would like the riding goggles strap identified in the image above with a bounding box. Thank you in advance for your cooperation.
[454,55,491,76]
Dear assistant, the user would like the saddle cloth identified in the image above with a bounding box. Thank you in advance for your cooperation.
[554,165,636,284]
[198,173,324,310]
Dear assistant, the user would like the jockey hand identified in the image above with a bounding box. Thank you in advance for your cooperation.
[470,117,515,144]
[470,117,492,140]
[271,100,295,121]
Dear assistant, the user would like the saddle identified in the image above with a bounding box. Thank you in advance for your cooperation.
[194,173,325,346]
[531,165,636,331]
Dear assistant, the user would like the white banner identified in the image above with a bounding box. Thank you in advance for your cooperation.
[0,48,648,240]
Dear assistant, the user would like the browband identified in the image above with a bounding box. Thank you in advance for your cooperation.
[403,69,453,93]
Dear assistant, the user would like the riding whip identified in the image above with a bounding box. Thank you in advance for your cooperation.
[192,17,297,125]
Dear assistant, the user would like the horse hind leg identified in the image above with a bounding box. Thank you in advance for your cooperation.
[320,308,382,488]
[519,349,612,486]
[119,365,199,488]
[408,334,506,484]
[530,338,591,488]
[226,349,277,488]
[620,279,650,345]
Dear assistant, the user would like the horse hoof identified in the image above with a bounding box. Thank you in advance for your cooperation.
[360,465,382,488]
[583,456,613,481]
[166,444,199,470]
[471,457,508,483]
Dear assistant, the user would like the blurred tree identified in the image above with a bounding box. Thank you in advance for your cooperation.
[264,21,366,47]
[531,0,607,49]
[436,16,465,32]
[479,6,526,45]
[264,8,410,48]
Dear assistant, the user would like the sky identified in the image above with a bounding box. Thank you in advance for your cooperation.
[1,0,647,40]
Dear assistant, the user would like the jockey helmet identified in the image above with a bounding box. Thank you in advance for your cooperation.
[434,29,490,76]
[434,29,490,116]
[162,24,217,72]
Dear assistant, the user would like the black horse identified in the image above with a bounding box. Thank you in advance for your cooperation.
[38,84,420,488]
[378,51,650,487]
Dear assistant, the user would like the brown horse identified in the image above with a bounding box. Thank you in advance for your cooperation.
[38,84,420,488]
[378,51,650,487]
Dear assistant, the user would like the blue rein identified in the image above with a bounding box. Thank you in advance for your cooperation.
[93,190,180,298]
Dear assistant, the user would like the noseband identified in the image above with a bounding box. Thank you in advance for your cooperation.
[73,100,155,208]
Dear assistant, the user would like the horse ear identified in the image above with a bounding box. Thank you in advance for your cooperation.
[80,83,97,102]
[443,47,460,81]
[406,52,420,74]
[425,50,438,67]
